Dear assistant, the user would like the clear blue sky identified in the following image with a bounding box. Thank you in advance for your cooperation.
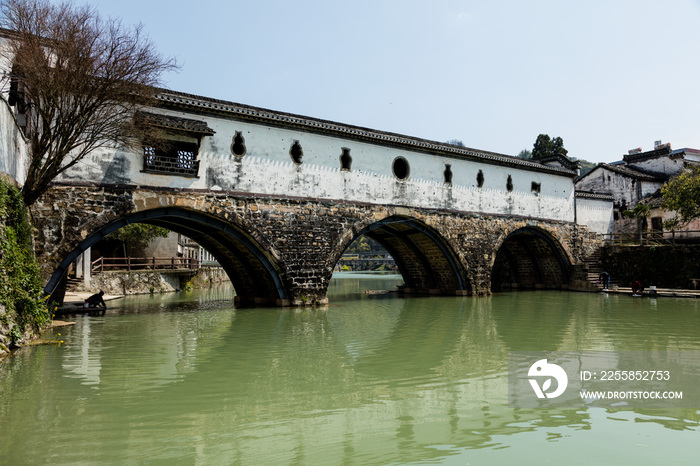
[85,0,700,163]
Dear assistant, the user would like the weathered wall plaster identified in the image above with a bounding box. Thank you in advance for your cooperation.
[0,95,27,184]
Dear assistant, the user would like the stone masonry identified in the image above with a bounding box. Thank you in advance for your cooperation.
[32,184,601,306]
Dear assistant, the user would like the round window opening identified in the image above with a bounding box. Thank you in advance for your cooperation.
[393,157,410,180]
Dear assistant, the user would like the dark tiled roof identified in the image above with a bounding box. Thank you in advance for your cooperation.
[599,163,666,181]
[669,148,700,160]
[535,154,581,171]
[637,189,664,207]
[150,88,579,178]
[622,145,671,163]
[575,190,614,201]
[138,111,215,135]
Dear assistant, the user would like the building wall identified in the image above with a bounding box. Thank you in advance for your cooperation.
[639,180,662,199]
[575,196,613,234]
[58,108,578,222]
[0,35,14,82]
[0,95,27,185]
[647,207,700,236]
[0,35,27,185]
[682,151,700,163]
[626,156,683,176]
[576,167,662,209]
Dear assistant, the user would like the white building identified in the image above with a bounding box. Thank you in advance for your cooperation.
[575,143,700,236]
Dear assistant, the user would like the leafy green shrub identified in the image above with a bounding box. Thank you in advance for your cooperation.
[0,181,50,341]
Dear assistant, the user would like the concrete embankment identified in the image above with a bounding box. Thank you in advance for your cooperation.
[602,286,700,299]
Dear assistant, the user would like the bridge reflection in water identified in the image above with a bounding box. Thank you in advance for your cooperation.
[1,275,698,464]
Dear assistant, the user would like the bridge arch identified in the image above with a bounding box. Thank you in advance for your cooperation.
[330,215,470,296]
[491,226,572,291]
[44,207,288,305]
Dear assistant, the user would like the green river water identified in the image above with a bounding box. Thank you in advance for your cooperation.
[1,272,699,465]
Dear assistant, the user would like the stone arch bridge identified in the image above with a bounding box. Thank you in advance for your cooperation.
[23,89,604,306]
[33,185,598,306]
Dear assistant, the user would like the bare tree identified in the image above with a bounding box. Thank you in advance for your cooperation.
[0,0,178,206]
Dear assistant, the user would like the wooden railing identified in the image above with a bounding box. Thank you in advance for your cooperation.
[601,230,700,245]
[91,257,200,274]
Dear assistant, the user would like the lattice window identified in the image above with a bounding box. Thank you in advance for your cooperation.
[143,140,200,177]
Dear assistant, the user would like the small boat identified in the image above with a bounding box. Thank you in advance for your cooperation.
[55,304,107,315]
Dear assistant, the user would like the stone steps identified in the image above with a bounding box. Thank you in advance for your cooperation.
[582,247,609,289]
[65,276,83,291]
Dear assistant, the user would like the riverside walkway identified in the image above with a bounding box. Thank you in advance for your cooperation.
[603,287,700,298]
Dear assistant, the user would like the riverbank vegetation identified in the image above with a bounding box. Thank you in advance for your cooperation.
[0,180,50,352]
[661,165,700,229]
